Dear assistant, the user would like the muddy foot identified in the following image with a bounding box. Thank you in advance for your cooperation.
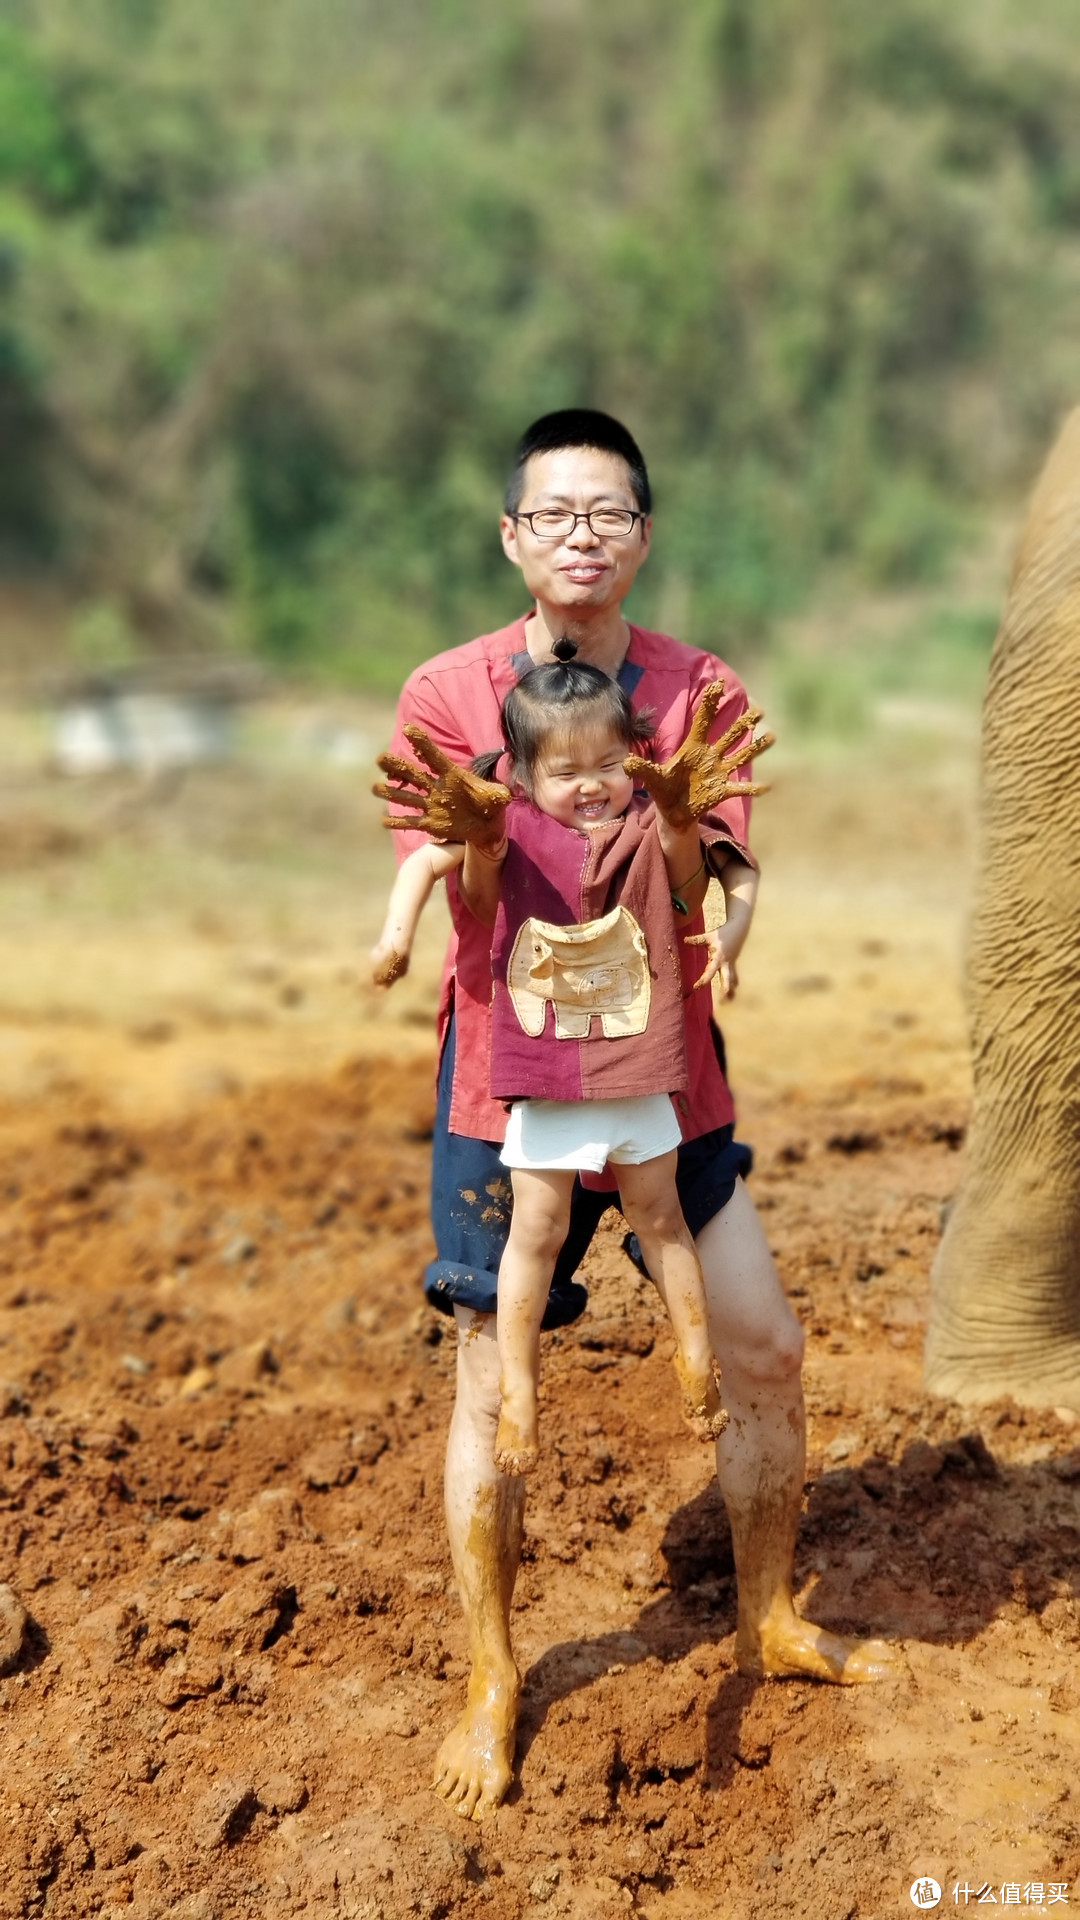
[675,1356,729,1442]
[737,1614,902,1685]
[432,1667,520,1820]
[494,1388,538,1476]
[493,1423,538,1476]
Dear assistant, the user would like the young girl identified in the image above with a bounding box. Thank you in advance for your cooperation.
[376,642,769,1475]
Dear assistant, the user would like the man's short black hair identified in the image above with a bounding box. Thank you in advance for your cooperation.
[504,409,652,517]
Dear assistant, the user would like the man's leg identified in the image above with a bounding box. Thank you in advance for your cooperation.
[699,1178,898,1682]
[433,1305,525,1819]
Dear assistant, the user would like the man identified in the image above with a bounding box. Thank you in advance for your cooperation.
[380,410,895,1822]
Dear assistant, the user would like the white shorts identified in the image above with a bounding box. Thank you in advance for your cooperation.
[500,1093,682,1174]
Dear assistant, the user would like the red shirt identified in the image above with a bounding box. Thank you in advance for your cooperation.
[388,615,757,1143]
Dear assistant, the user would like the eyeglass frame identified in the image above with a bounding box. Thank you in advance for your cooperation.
[509,508,647,541]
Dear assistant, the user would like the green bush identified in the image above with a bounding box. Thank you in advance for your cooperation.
[0,0,1077,682]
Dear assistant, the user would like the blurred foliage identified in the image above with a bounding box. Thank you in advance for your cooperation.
[772,599,1002,743]
[1,0,1079,682]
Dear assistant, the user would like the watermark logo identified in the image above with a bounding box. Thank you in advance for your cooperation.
[911,1882,943,1910]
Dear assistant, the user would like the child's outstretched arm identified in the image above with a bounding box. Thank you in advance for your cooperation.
[372,842,464,987]
[373,725,510,932]
[625,679,773,923]
[459,833,508,928]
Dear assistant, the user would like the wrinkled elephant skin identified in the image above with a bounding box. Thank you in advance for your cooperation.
[926,406,1080,1406]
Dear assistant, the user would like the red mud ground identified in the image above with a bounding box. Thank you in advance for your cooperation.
[2,1054,1079,1920]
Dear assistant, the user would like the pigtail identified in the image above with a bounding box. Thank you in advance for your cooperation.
[472,750,504,782]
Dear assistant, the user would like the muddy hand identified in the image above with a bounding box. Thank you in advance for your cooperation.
[374,727,511,847]
[684,930,738,999]
[370,939,409,988]
[624,680,774,830]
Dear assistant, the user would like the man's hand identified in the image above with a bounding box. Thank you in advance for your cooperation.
[685,930,739,1000]
[374,727,511,849]
[624,680,774,830]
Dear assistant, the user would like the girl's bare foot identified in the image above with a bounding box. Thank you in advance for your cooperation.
[675,1354,729,1442]
[493,1385,539,1475]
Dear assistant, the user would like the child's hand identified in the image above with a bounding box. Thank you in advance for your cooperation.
[374,728,510,849]
[685,929,739,999]
[624,681,773,830]
[371,938,409,988]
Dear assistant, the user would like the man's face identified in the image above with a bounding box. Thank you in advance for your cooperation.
[500,447,651,616]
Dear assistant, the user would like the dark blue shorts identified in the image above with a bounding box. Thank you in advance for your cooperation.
[424,1017,753,1329]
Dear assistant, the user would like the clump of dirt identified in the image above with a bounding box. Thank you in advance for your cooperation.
[0,1058,1078,1920]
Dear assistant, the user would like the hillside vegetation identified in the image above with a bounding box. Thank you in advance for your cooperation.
[2,0,1080,686]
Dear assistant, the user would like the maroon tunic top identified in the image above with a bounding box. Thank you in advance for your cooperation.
[490,796,688,1105]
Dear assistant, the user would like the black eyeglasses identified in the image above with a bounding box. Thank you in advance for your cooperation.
[511,508,644,540]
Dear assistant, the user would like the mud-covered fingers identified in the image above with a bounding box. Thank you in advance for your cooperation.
[710,703,764,757]
[623,758,677,808]
[368,783,428,821]
[466,773,513,816]
[720,728,775,774]
[402,723,457,775]
[686,678,727,743]
[375,750,436,789]
[381,812,446,832]
[622,752,661,782]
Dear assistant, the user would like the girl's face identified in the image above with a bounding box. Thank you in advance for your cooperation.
[531,722,634,830]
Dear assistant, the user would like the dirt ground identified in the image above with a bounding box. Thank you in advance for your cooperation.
[0,695,1078,1920]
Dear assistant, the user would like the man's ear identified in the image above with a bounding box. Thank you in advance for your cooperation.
[638,515,653,562]
[500,514,523,569]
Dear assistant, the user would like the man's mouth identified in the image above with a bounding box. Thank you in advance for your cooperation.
[562,564,605,582]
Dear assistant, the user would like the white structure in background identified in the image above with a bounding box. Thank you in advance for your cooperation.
[50,665,258,777]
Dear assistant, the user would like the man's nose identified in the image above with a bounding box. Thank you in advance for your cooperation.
[565,515,600,548]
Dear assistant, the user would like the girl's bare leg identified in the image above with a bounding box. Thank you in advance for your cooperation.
[494,1167,577,1474]
[617,1151,726,1441]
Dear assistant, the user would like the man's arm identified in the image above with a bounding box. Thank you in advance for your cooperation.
[686,855,760,999]
[371,842,464,987]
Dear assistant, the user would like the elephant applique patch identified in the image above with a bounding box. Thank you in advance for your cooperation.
[506,904,652,1040]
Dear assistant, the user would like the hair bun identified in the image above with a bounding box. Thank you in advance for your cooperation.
[552,636,579,663]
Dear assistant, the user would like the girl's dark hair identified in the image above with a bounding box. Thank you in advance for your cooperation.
[473,639,653,794]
